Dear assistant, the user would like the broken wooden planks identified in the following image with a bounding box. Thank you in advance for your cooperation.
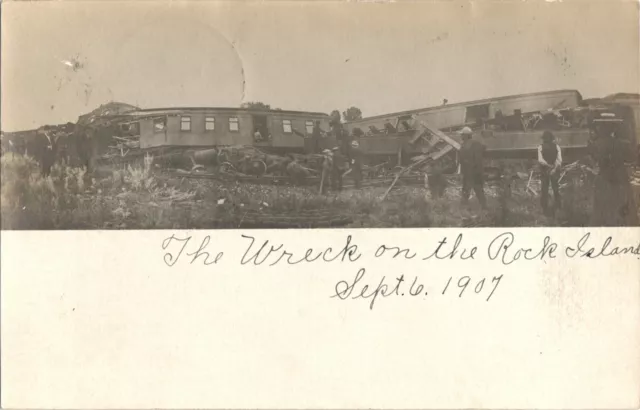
[381,144,455,200]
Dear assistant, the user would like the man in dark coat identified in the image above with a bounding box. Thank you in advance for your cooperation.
[331,146,347,191]
[426,155,453,199]
[330,121,346,156]
[341,127,352,160]
[311,121,324,153]
[588,121,638,226]
[350,140,364,188]
[75,131,92,171]
[458,127,487,208]
[537,130,563,215]
[40,130,58,177]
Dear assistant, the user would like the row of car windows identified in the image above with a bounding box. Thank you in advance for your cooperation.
[153,116,317,134]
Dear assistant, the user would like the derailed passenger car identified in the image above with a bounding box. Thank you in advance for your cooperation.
[3,90,639,183]
[343,89,589,165]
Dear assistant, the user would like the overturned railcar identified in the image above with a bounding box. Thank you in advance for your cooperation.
[343,89,589,165]
[7,90,639,177]
[76,106,334,168]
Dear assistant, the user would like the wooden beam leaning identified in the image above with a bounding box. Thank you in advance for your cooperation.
[414,118,462,150]
[380,118,460,201]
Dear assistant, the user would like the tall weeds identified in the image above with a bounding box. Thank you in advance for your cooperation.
[2,151,595,229]
[1,154,161,229]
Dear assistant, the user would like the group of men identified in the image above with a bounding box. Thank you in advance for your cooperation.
[320,140,364,193]
[457,123,637,226]
[315,118,637,226]
[314,123,565,214]
[312,118,364,193]
[445,126,565,214]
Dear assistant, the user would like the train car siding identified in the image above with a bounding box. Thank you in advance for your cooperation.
[136,108,331,152]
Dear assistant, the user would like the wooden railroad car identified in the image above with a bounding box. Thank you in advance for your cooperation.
[130,107,333,154]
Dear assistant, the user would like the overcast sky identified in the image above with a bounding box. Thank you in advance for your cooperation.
[1,0,638,131]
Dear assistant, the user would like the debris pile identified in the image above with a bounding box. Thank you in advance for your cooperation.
[160,145,329,181]
[381,120,461,199]
[77,102,139,127]
[518,160,597,197]
[631,168,640,186]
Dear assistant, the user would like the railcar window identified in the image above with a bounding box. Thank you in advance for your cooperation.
[305,121,314,134]
[465,104,490,122]
[398,115,414,131]
[282,119,293,134]
[180,116,191,132]
[205,117,215,131]
[121,122,139,135]
[153,118,166,133]
[229,117,239,132]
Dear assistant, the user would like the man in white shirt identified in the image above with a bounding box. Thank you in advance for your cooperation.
[537,130,562,215]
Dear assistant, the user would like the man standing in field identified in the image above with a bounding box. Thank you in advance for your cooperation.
[311,121,325,154]
[40,129,58,177]
[320,149,333,195]
[537,130,563,215]
[350,140,364,188]
[425,159,449,199]
[588,119,638,226]
[331,146,347,191]
[458,127,487,209]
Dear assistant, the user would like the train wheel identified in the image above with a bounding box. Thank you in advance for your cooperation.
[251,160,268,176]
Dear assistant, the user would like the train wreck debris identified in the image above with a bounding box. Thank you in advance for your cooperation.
[381,119,460,200]
[2,89,639,228]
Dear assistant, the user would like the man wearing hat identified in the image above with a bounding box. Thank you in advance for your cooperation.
[350,140,364,188]
[320,149,333,194]
[458,127,487,209]
[537,130,562,215]
[587,115,638,226]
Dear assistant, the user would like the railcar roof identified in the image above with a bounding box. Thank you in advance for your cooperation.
[125,107,329,117]
[346,89,582,124]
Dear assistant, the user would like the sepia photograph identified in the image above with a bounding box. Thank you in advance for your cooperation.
[1,0,639,229]
[2,2,640,409]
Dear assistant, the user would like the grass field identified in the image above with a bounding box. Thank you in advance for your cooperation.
[0,153,603,230]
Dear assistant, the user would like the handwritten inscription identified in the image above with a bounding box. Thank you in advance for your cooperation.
[373,232,562,264]
[162,234,224,266]
[332,268,504,310]
[487,232,558,265]
[240,234,361,266]
[565,233,640,258]
[160,231,639,309]
[374,234,478,261]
